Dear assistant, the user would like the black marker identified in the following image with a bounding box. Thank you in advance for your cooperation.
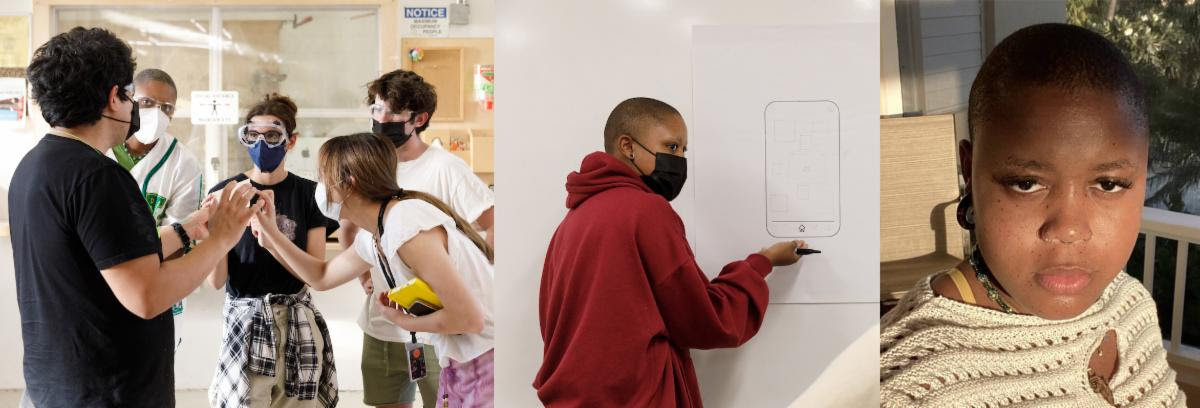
[795,248,821,255]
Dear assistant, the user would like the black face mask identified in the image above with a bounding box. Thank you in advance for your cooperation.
[630,138,687,201]
[373,118,415,148]
[102,94,140,141]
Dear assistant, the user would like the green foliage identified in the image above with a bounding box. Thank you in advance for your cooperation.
[1070,0,1200,88]
[1070,0,1200,347]
[1070,0,1200,212]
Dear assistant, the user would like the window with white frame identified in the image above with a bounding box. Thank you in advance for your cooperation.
[56,6,379,184]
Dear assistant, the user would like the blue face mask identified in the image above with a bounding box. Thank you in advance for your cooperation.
[248,139,287,172]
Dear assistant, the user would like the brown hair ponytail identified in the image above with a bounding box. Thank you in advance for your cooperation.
[318,132,493,262]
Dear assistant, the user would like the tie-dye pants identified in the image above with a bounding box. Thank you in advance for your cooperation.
[437,349,495,408]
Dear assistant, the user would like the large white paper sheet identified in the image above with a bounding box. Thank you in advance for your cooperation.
[690,23,879,304]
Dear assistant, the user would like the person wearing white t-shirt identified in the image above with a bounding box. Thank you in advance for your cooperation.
[337,69,495,408]
[367,70,494,243]
[257,133,495,408]
[105,68,203,350]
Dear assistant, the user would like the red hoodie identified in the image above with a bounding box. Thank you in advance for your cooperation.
[534,152,773,407]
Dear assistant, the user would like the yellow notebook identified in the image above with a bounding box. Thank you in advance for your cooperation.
[387,277,443,316]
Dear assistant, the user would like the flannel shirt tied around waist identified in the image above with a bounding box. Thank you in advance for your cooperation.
[209,289,337,407]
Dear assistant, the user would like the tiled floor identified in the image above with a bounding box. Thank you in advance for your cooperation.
[0,390,406,407]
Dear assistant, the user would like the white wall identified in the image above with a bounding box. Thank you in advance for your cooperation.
[446,0,493,38]
[495,1,879,406]
[881,0,903,116]
[0,0,30,14]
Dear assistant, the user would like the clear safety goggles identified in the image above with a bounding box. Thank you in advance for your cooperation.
[237,123,289,148]
[134,96,176,117]
[369,103,413,123]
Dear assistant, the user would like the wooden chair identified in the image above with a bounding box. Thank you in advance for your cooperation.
[880,114,966,311]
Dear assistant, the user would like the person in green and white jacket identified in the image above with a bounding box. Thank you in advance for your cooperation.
[105,68,204,350]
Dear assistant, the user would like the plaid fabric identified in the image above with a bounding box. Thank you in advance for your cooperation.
[209,290,338,407]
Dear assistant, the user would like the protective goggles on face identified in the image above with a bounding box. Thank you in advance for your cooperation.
[237,123,289,148]
[369,103,414,123]
[135,96,176,117]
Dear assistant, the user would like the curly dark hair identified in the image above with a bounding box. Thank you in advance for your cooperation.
[245,93,299,135]
[365,69,437,134]
[27,27,136,128]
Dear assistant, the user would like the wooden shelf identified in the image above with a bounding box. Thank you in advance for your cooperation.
[419,127,493,176]
[406,47,465,121]
[401,38,493,186]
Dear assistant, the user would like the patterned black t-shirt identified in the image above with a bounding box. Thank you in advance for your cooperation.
[210,172,336,298]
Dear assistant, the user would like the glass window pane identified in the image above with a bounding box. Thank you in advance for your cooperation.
[220,8,378,110]
[56,8,211,115]
[57,7,381,182]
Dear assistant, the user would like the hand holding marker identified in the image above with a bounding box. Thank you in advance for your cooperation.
[759,240,809,266]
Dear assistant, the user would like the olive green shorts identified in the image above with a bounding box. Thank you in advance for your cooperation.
[361,333,441,406]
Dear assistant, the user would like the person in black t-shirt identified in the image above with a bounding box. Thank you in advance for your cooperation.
[206,94,338,406]
[9,27,264,407]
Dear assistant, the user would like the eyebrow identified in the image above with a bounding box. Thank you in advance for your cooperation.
[1092,159,1134,172]
[1001,157,1133,172]
[1002,157,1050,171]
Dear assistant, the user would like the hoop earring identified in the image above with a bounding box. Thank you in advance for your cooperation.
[956,192,975,230]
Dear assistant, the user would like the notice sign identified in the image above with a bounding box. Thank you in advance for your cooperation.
[402,4,450,37]
[191,91,238,125]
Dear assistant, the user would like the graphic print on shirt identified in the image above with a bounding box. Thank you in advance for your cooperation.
[145,192,167,221]
[277,213,297,241]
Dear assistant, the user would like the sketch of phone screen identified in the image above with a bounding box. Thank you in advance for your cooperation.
[764,100,840,238]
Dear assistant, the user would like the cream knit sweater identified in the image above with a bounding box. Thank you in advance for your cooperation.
[881,272,1186,407]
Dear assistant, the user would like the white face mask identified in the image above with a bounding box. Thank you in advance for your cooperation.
[314,182,342,221]
[132,108,169,144]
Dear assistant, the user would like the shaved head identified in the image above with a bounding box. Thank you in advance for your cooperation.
[603,97,683,153]
[969,23,1146,142]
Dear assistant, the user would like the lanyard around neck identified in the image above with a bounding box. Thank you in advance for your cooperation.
[375,196,422,345]
[374,198,399,289]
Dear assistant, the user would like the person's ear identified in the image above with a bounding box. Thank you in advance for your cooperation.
[958,139,973,189]
[105,85,124,115]
[287,132,299,150]
[413,112,430,128]
[619,134,635,160]
[167,96,178,120]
